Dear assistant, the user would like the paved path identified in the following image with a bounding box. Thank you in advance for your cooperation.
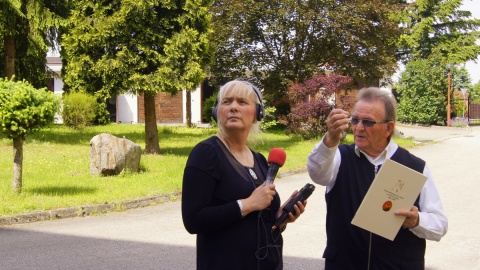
[0,125,479,270]
[396,123,474,143]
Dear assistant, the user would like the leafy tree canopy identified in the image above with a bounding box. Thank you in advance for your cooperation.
[287,72,353,138]
[209,0,405,102]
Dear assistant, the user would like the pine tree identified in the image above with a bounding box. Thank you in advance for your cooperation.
[0,0,68,86]
[62,0,213,154]
[395,0,480,64]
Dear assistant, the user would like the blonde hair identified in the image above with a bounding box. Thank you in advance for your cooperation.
[216,80,263,143]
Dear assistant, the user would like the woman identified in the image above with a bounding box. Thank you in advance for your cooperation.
[182,80,306,270]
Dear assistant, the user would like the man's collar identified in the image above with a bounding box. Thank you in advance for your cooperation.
[354,140,398,159]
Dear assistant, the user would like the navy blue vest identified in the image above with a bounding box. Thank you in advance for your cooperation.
[323,144,426,270]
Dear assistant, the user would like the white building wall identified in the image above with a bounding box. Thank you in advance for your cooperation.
[46,49,203,124]
[183,86,202,124]
[52,78,65,123]
[117,94,138,123]
[54,78,64,94]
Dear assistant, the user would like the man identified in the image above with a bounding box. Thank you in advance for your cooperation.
[307,87,447,270]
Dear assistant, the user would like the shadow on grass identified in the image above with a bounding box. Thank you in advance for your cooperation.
[28,186,97,196]
[13,124,218,147]
[1,124,319,161]
[159,146,199,156]
[5,124,312,157]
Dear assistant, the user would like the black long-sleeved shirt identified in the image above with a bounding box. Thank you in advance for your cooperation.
[182,136,283,270]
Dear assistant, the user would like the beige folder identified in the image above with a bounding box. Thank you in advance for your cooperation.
[351,158,427,241]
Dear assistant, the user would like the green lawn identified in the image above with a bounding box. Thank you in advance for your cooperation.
[0,124,415,217]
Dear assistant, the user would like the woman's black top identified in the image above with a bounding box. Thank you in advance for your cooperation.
[182,136,283,270]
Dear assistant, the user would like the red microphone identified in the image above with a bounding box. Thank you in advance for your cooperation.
[265,148,287,185]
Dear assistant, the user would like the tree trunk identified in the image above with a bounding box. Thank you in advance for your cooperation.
[12,136,23,194]
[144,92,160,154]
[186,90,192,127]
[4,35,15,79]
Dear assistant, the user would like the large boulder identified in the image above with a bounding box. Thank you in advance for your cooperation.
[90,133,142,176]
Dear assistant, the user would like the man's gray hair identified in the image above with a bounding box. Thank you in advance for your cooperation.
[356,87,397,123]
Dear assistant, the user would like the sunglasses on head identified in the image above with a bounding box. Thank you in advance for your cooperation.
[350,116,390,127]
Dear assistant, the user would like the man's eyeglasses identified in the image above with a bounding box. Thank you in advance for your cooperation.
[350,116,390,127]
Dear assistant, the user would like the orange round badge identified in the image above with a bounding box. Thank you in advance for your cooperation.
[382,200,392,211]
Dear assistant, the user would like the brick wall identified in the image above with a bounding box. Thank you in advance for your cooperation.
[137,92,183,123]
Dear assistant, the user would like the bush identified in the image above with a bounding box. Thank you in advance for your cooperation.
[0,78,59,139]
[62,92,97,129]
[260,103,279,131]
[287,73,353,139]
[450,117,468,127]
[93,102,111,125]
[202,91,218,124]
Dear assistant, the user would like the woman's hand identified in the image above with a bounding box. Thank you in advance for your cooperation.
[240,183,277,216]
[276,190,307,228]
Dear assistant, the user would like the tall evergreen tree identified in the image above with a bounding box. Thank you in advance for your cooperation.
[395,0,480,64]
[394,0,480,125]
[452,65,472,90]
[397,50,450,125]
[62,0,213,154]
[0,0,68,86]
[471,81,480,104]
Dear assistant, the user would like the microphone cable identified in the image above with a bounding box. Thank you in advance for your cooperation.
[255,209,283,270]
